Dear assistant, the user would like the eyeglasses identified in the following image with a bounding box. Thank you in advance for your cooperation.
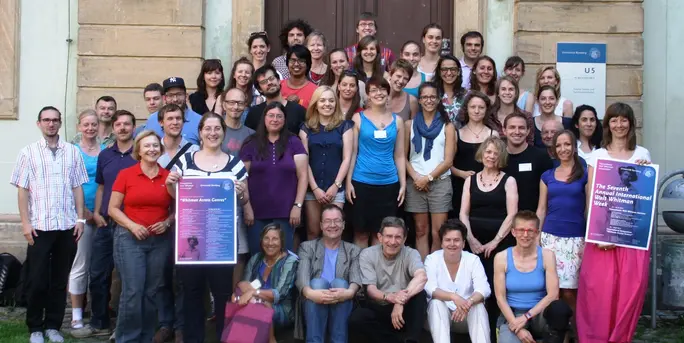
[165,92,186,100]
[224,100,245,107]
[322,219,344,226]
[257,75,277,86]
[265,113,285,120]
[288,58,307,66]
[420,95,438,102]
[440,67,460,74]
[513,227,538,236]
[40,118,61,124]
[249,31,268,38]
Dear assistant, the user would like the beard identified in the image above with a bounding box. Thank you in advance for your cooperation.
[261,84,281,99]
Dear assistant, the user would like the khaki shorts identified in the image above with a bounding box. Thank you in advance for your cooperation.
[405,176,452,213]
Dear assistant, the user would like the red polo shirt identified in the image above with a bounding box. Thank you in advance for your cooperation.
[112,163,172,230]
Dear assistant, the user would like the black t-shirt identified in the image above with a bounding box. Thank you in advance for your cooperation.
[244,101,306,135]
[503,145,554,212]
[188,92,216,116]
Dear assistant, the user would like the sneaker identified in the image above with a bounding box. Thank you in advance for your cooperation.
[44,329,64,343]
[153,327,173,343]
[70,324,111,338]
[71,319,84,329]
[109,332,116,342]
[29,332,44,343]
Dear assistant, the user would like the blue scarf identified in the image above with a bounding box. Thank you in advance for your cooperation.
[412,112,444,161]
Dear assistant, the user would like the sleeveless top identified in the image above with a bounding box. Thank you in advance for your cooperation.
[541,168,588,238]
[468,173,509,242]
[505,246,546,309]
[409,121,449,177]
[395,93,412,121]
[516,90,530,110]
[403,72,427,98]
[352,112,399,185]
[451,129,489,212]
[76,144,104,211]
[532,96,568,117]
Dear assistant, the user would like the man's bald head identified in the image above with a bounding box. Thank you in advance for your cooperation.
[541,119,564,148]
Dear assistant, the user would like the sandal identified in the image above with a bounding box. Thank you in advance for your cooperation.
[71,319,84,329]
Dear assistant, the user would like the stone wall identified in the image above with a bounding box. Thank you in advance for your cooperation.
[76,0,205,122]
[0,0,20,119]
[515,0,644,138]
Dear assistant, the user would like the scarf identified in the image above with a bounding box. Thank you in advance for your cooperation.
[412,112,444,161]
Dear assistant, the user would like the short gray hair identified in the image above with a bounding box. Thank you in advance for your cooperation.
[379,216,408,236]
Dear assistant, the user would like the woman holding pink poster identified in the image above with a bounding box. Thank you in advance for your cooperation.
[576,103,652,343]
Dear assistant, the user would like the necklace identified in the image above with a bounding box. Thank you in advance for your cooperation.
[479,171,502,188]
[264,254,281,268]
[466,124,486,139]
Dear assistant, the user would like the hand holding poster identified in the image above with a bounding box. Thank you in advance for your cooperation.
[586,159,659,250]
[175,176,237,264]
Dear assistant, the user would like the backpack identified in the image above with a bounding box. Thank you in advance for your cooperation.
[0,253,25,307]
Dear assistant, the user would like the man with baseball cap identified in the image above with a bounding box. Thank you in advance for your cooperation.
[143,77,201,145]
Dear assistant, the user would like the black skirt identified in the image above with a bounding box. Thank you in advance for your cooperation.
[350,180,400,233]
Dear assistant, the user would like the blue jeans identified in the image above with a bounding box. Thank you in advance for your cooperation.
[88,223,114,329]
[113,225,170,343]
[248,219,293,255]
[303,278,353,343]
[157,236,183,330]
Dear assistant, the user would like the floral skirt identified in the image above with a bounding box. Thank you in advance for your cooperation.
[540,232,585,289]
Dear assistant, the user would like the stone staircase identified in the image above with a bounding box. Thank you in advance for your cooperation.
[0,215,26,262]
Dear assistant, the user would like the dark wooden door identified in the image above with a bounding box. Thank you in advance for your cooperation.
[265,0,453,61]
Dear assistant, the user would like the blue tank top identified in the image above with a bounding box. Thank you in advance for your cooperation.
[517,90,530,110]
[505,246,546,309]
[403,72,427,99]
[76,144,103,212]
[352,112,399,185]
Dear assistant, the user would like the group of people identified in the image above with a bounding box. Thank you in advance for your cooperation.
[12,11,652,343]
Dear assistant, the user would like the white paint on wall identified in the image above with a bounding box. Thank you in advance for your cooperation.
[486,0,515,72]
[643,0,684,173]
[0,0,76,214]
[204,0,233,64]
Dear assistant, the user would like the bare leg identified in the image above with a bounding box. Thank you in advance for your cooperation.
[413,213,430,260]
[232,254,248,289]
[305,200,322,241]
[430,212,449,253]
[354,231,369,248]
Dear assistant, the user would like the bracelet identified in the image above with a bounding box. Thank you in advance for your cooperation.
[382,293,387,301]
[312,187,320,192]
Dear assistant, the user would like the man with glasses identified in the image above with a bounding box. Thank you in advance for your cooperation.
[272,19,313,79]
[345,12,396,72]
[144,77,201,145]
[222,88,255,157]
[244,65,306,135]
[493,210,571,343]
[280,44,318,108]
[12,106,89,343]
[295,204,362,343]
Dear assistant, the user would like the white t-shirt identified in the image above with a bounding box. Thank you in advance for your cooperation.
[586,145,651,167]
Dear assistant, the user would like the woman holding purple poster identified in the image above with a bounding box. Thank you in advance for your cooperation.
[576,103,652,343]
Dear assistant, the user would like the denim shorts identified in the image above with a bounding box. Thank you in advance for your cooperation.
[304,190,345,203]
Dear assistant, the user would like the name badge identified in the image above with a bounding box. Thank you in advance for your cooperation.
[374,130,387,139]
[519,163,532,172]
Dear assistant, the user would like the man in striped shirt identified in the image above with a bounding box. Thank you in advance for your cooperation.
[345,12,396,72]
[11,106,89,343]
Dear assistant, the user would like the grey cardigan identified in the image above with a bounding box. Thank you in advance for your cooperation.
[293,239,362,339]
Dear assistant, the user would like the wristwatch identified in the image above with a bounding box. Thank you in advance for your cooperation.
[427,174,434,182]
[334,180,343,188]
[524,312,533,321]
[294,202,303,208]
[76,219,86,224]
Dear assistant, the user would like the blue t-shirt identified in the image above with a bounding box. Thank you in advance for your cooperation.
[76,144,104,211]
[144,108,201,145]
[321,247,339,283]
[541,167,588,237]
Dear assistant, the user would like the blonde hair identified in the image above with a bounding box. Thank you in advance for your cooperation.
[77,109,98,126]
[305,31,327,52]
[475,136,508,169]
[305,86,345,133]
[534,66,562,100]
[132,130,164,161]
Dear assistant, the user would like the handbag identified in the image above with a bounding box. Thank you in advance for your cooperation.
[221,300,274,343]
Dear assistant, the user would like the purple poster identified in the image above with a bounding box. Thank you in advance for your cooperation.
[586,159,659,250]
[175,176,237,264]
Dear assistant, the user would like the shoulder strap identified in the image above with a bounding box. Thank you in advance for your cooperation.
[165,142,193,170]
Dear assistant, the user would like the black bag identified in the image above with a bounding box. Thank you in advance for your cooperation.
[0,252,24,307]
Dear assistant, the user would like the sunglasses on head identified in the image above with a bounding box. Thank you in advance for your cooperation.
[250,31,268,38]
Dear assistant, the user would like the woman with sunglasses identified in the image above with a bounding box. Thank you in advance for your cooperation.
[189,59,225,115]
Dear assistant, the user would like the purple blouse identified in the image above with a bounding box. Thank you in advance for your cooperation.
[240,136,307,219]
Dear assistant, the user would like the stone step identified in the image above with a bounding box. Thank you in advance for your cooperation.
[1,240,27,262]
